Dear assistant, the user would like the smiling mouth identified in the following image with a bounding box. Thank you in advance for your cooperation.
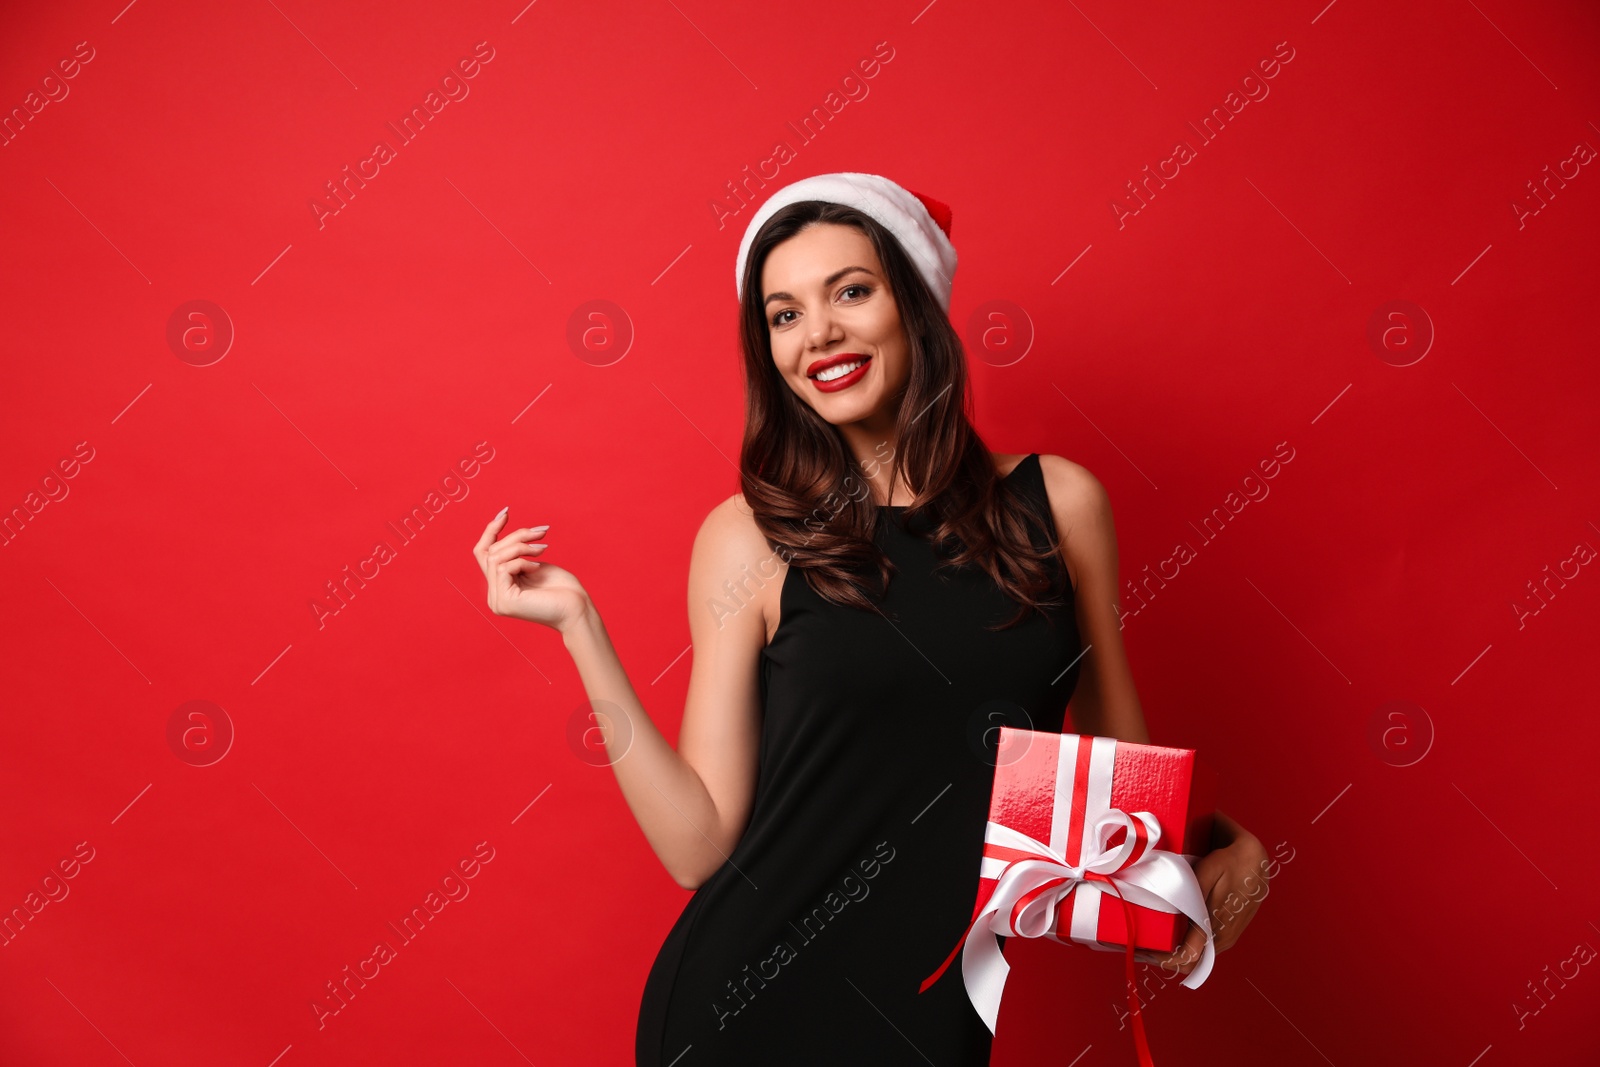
[807,355,873,393]
[812,356,870,382]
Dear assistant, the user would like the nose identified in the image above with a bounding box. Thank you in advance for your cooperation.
[807,309,844,351]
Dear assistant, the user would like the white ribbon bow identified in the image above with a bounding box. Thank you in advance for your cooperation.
[953,807,1216,1034]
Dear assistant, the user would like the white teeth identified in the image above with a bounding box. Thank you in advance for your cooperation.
[816,358,867,382]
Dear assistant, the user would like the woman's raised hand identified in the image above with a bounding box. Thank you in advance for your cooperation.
[473,507,592,632]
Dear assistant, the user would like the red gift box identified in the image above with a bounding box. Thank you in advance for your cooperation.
[978,728,1216,954]
[921,728,1221,1057]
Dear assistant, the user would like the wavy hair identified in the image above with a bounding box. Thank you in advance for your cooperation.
[736,200,1070,630]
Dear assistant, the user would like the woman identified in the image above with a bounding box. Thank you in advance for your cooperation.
[473,173,1269,1064]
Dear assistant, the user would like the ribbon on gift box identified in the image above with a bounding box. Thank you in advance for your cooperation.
[919,739,1216,1067]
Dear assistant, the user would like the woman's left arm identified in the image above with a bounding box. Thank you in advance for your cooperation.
[1040,455,1270,973]
[1038,454,1147,744]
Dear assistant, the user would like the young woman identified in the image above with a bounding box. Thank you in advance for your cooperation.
[473,173,1268,1065]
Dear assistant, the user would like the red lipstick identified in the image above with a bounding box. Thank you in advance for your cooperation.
[807,353,872,393]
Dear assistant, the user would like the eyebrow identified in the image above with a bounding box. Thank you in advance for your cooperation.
[764,266,875,307]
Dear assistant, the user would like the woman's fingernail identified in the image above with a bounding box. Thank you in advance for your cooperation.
[531,525,549,534]
[495,506,508,519]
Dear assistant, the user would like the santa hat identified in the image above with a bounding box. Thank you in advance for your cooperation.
[735,172,958,312]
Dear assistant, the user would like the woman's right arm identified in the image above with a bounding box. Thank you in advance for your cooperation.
[475,495,771,890]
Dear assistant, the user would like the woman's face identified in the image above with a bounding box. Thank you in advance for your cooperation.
[761,222,910,427]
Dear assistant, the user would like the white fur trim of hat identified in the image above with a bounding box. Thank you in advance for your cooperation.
[734,172,958,312]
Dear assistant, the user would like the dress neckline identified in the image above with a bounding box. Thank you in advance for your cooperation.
[879,452,1035,508]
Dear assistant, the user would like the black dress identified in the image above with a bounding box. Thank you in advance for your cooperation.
[637,453,1083,1066]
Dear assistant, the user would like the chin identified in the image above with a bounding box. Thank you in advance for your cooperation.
[808,393,880,424]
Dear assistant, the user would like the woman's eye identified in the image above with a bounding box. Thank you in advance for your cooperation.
[770,285,868,327]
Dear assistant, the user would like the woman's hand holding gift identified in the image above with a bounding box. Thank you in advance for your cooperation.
[1138,810,1270,975]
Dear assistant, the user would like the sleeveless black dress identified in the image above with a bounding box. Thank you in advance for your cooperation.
[636,453,1083,1065]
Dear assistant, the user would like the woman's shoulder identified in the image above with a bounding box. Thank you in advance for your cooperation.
[990,451,1100,494]
[1024,453,1113,541]
[697,492,778,559]
[689,493,786,640]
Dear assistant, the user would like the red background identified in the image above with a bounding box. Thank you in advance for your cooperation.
[3,1,1598,1064]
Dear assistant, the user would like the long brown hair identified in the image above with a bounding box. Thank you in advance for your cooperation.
[737,200,1070,630]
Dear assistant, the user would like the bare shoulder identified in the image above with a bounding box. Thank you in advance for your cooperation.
[698,493,781,557]
[1035,456,1117,594]
[1036,454,1113,536]
[689,493,787,640]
